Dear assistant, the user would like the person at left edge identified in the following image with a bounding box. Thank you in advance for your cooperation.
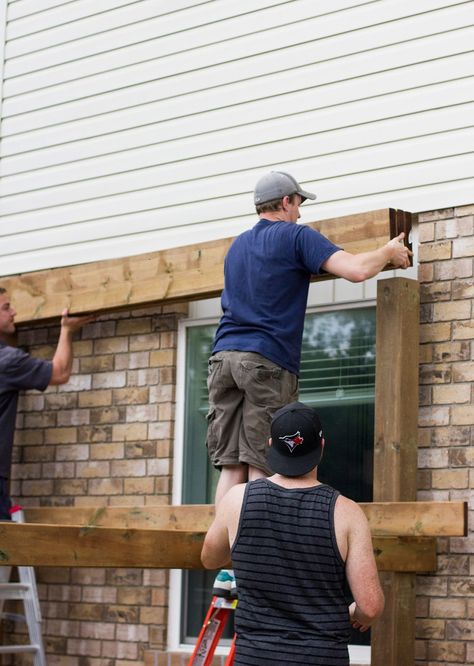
[0,287,95,520]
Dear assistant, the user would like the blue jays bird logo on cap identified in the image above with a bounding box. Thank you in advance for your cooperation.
[279,431,303,453]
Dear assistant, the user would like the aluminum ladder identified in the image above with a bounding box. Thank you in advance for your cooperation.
[0,507,46,666]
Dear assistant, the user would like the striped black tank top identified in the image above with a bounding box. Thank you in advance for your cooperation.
[231,478,351,666]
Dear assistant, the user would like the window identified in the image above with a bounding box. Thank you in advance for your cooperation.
[176,306,376,651]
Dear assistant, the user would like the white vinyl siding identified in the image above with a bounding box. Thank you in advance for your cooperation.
[0,0,473,276]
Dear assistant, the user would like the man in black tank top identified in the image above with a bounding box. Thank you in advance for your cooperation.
[202,402,384,666]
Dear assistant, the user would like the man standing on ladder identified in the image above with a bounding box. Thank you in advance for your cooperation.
[0,287,94,520]
[202,401,384,666]
[206,170,411,593]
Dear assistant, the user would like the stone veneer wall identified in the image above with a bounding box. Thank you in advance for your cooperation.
[416,204,473,665]
[5,302,187,666]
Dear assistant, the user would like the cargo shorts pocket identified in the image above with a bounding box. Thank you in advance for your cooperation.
[240,360,281,382]
[207,356,223,376]
[240,359,284,405]
[205,406,217,451]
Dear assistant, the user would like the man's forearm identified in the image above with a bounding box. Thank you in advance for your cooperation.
[349,245,393,281]
[322,232,412,282]
[50,328,74,385]
[49,310,95,385]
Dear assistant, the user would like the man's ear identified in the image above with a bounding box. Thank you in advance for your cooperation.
[268,437,272,447]
[320,437,325,459]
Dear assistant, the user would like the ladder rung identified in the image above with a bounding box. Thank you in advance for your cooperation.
[0,584,30,591]
[0,644,39,654]
[1,612,27,622]
[0,585,31,600]
[1,510,46,666]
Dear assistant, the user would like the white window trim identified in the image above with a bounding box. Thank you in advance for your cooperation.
[169,315,219,653]
[169,303,377,663]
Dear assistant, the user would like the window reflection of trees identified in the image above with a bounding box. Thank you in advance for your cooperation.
[301,309,375,399]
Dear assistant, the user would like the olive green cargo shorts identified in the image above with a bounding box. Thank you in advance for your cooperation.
[206,351,298,475]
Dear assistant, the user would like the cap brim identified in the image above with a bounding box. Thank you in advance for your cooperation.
[299,189,316,201]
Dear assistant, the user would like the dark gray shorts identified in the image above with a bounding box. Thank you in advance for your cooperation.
[206,351,298,475]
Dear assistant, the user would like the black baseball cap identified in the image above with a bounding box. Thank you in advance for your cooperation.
[267,402,324,477]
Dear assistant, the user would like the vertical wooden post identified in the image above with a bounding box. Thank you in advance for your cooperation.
[371,278,420,666]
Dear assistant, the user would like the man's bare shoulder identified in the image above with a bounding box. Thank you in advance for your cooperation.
[219,483,246,511]
[335,494,369,528]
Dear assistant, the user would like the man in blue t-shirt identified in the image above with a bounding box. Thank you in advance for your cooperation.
[207,171,412,513]
[0,287,94,520]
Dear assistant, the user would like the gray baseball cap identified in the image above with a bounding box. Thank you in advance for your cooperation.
[254,171,316,205]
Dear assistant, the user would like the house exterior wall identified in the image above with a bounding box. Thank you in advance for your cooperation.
[416,203,473,665]
[1,0,473,276]
[1,205,471,666]
[0,1,472,662]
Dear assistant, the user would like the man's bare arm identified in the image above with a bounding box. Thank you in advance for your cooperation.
[338,498,384,629]
[50,309,95,385]
[201,484,245,570]
[322,232,412,283]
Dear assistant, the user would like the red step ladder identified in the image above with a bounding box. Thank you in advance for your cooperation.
[188,596,237,665]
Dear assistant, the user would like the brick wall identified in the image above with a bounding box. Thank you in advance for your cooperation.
[416,204,474,665]
[5,303,187,666]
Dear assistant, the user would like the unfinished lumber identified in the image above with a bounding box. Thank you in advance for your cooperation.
[0,500,465,570]
[22,501,467,537]
[0,524,204,569]
[0,523,436,572]
[1,209,413,324]
[371,277,420,666]
[361,500,467,537]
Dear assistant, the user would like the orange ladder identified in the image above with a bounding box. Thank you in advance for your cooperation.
[188,596,237,665]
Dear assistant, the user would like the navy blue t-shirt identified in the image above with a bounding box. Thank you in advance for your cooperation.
[213,219,340,375]
[0,343,52,478]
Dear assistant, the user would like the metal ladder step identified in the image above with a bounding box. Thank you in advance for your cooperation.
[0,508,47,666]
[0,583,31,598]
[0,644,40,654]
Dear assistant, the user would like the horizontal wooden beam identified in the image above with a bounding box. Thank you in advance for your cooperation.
[1,208,413,324]
[0,523,204,569]
[0,501,462,570]
[361,501,468,537]
[22,500,467,537]
[23,505,215,531]
[373,537,436,573]
[0,523,435,572]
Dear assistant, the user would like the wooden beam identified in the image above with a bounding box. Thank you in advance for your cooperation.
[1,208,413,324]
[0,499,463,570]
[0,523,435,572]
[371,278,420,666]
[361,501,467,537]
[0,524,204,569]
[22,501,467,536]
[372,537,436,573]
[22,505,214,530]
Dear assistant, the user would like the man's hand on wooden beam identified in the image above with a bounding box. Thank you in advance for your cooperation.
[385,232,413,269]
